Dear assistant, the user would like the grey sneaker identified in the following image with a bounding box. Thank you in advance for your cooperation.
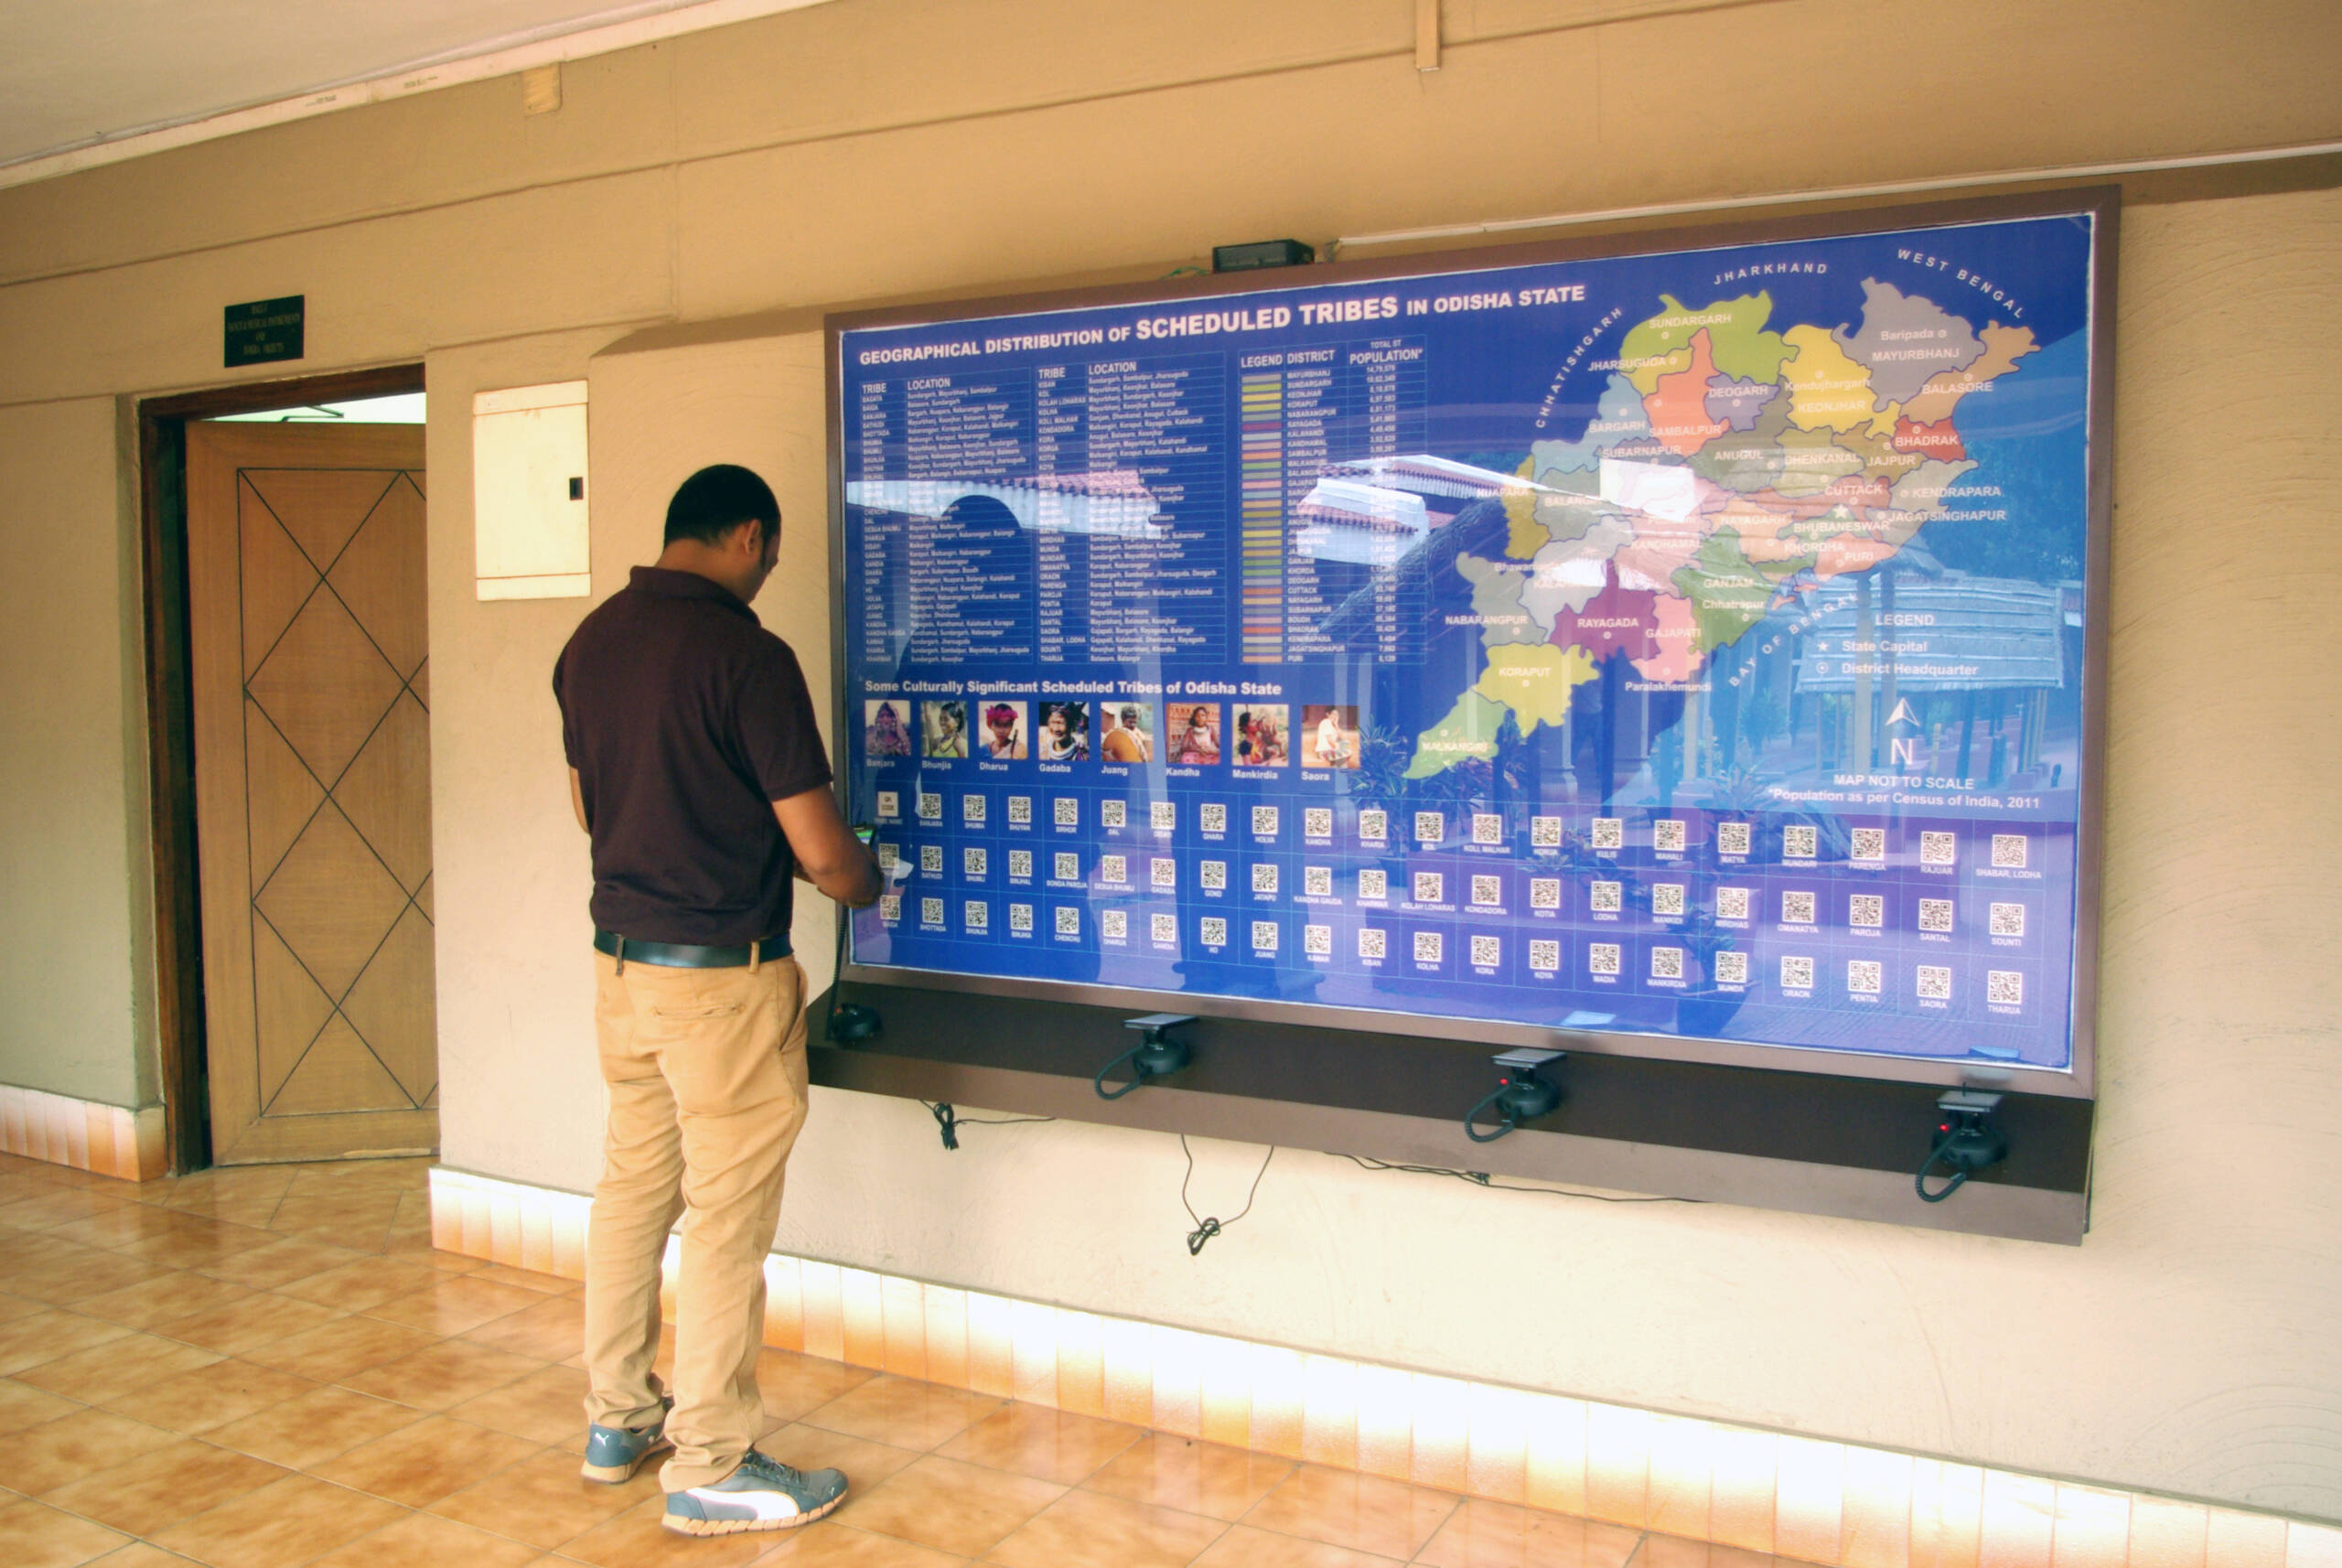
[662,1450,848,1535]
[580,1398,672,1483]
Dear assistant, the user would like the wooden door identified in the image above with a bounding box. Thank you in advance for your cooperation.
[186,423,436,1163]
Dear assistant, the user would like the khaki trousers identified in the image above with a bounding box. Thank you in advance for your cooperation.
[582,947,810,1491]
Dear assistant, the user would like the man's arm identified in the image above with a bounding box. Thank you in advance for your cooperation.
[569,768,588,832]
[773,785,882,908]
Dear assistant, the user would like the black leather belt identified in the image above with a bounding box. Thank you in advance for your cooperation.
[594,929,790,970]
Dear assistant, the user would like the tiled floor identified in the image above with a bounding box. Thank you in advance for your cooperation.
[0,1152,1786,1568]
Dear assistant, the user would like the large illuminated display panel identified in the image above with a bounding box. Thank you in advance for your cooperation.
[831,199,2106,1085]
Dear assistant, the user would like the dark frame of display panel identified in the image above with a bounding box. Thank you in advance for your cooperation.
[823,187,2117,1114]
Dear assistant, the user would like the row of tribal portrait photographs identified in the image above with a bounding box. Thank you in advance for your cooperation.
[865,698,1364,770]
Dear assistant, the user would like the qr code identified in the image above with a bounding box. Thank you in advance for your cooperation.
[1054,852,1080,881]
[1359,868,1388,900]
[1151,801,1176,832]
[1850,893,1884,929]
[919,844,943,875]
[1151,912,1177,943]
[1781,890,1816,924]
[1359,810,1389,843]
[1413,931,1444,963]
[1779,955,1814,990]
[1252,863,1278,894]
[1917,964,1951,1001]
[1200,917,1227,946]
[879,894,901,923]
[1305,865,1333,897]
[1531,815,1563,848]
[1992,833,2027,869]
[1654,819,1686,854]
[1990,902,2025,937]
[1101,909,1127,939]
[1252,805,1279,836]
[1591,817,1623,851]
[876,842,899,871]
[1919,897,1955,933]
[1717,822,1751,856]
[1589,941,1621,976]
[1472,934,1502,967]
[1782,825,1817,859]
[1054,798,1079,827]
[1846,959,1882,994]
[1529,939,1561,972]
[919,791,942,822]
[1008,795,1033,825]
[1590,880,1622,913]
[1101,800,1126,829]
[1415,811,1445,844]
[1651,946,1684,979]
[1008,849,1034,878]
[1920,830,1956,866]
[1714,950,1748,984]
[964,900,989,931]
[1413,871,1445,904]
[1305,807,1333,838]
[1471,875,1502,908]
[1359,927,1387,959]
[921,897,945,925]
[964,846,988,876]
[1530,877,1562,910]
[963,795,986,826]
[1716,886,1750,921]
[1652,883,1685,917]
[1851,827,1885,862]
[1472,812,1503,845]
[1100,854,1127,885]
[1200,860,1227,890]
[1304,923,1332,956]
[1988,970,2024,1005]
[1009,903,1033,931]
[1252,920,1278,952]
[1200,803,1228,833]
[876,790,899,820]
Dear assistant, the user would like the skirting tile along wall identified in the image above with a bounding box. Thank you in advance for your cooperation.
[0,1082,167,1180]
[426,1165,2340,1568]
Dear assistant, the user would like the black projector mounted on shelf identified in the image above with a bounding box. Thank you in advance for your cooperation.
[1212,239,1315,273]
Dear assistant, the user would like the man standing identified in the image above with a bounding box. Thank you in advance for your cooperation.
[554,464,880,1537]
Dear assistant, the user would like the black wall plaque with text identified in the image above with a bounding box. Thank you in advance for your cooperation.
[223,296,304,367]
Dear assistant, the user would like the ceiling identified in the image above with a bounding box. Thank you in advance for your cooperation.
[0,0,831,174]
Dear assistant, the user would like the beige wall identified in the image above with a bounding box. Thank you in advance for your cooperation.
[1,0,2337,1519]
[0,397,151,1107]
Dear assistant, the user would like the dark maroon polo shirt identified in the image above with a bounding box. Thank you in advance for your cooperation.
[553,566,832,946]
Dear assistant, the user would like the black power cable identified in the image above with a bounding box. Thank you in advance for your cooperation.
[920,1101,1055,1152]
[1333,1153,1699,1205]
[1180,1135,1274,1254]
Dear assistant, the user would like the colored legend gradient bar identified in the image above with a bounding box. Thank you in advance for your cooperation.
[1240,372,1284,662]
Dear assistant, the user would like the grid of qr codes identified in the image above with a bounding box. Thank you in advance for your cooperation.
[857,798,2066,1058]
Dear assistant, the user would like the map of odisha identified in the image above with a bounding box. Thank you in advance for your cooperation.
[1412,284,2036,778]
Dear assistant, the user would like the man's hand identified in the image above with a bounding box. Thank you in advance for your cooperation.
[773,787,882,908]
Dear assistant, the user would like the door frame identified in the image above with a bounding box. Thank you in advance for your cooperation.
[138,363,424,1174]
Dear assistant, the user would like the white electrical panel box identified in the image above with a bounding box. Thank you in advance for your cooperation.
[473,381,589,599]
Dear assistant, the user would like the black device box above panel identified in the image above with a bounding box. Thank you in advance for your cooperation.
[1212,239,1316,273]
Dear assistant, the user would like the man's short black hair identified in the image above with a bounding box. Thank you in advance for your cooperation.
[664,464,780,548]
